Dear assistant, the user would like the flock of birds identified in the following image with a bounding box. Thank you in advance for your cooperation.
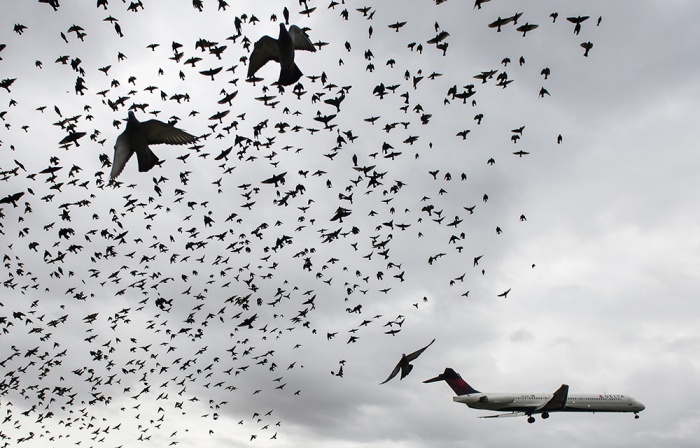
[0,0,601,446]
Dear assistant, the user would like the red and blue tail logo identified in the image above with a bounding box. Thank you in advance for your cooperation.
[423,368,479,395]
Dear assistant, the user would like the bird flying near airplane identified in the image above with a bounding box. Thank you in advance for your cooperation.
[380,338,435,384]
[424,368,644,423]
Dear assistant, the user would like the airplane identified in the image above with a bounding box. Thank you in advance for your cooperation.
[424,368,645,424]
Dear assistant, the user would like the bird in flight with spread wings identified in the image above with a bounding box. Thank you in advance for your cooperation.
[247,24,316,86]
[111,112,197,179]
[380,338,436,384]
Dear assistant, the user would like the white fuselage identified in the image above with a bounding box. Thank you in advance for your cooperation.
[454,392,645,414]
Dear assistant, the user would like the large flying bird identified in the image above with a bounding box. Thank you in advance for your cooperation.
[380,338,436,384]
[110,112,197,179]
[247,24,316,86]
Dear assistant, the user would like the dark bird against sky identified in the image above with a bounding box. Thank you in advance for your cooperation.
[380,338,436,384]
[247,24,316,86]
[111,112,198,178]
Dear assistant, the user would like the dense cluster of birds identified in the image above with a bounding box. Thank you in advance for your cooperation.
[0,1,601,446]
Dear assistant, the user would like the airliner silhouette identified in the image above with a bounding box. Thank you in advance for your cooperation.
[424,368,645,423]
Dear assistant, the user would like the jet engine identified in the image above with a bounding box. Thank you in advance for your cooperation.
[477,394,515,405]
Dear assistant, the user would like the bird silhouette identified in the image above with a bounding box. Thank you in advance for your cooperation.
[380,338,435,384]
[497,288,511,298]
[0,191,24,207]
[111,112,197,178]
[247,24,316,86]
[581,41,593,57]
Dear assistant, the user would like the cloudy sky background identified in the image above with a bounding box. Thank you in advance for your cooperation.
[1,1,699,447]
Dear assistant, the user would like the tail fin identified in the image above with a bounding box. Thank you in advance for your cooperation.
[423,368,479,395]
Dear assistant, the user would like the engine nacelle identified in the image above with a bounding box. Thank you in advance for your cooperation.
[478,394,515,405]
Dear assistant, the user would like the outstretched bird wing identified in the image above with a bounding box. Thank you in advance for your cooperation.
[379,362,403,385]
[288,25,316,52]
[140,120,198,145]
[110,132,134,179]
[247,35,280,79]
[404,338,436,362]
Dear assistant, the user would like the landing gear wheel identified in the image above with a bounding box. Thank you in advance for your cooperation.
[527,416,536,424]
[541,412,549,419]
[634,414,640,419]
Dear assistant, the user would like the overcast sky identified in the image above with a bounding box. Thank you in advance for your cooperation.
[1,1,699,447]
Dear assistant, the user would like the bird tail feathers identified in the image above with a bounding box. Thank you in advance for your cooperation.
[137,148,160,172]
[278,63,303,86]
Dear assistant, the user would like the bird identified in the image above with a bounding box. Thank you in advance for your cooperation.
[581,41,593,57]
[110,112,198,179]
[38,0,60,10]
[567,15,589,35]
[380,338,435,384]
[488,16,514,32]
[516,23,538,37]
[247,24,316,86]
[388,21,407,32]
[0,191,24,207]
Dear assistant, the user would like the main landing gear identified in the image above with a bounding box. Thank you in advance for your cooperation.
[634,413,640,419]
[527,412,548,424]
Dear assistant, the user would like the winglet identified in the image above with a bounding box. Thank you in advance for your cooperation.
[423,368,480,396]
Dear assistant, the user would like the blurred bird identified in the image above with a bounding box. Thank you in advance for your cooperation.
[516,22,538,37]
[247,24,316,86]
[380,338,435,384]
[581,41,593,57]
[497,288,511,298]
[111,112,197,178]
[0,191,25,207]
[38,0,60,11]
[567,15,589,35]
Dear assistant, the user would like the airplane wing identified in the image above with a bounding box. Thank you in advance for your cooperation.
[535,384,569,413]
[479,412,527,419]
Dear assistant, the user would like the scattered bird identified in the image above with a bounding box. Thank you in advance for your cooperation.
[581,41,593,57]
[380,339,436,384]
[0,191,24,207]
[517,23,538,37]
[567,15,589,35]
